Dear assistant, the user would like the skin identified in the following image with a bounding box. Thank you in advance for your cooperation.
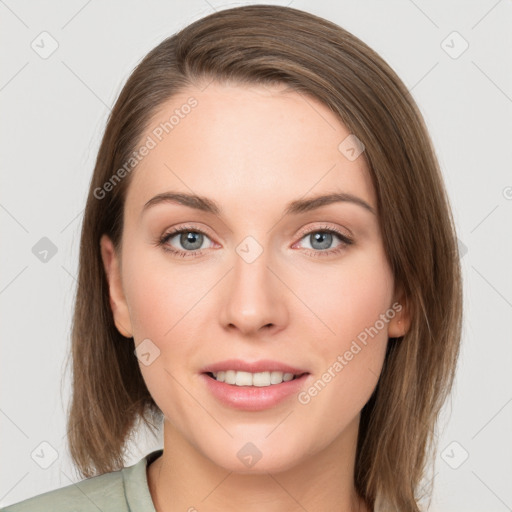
[100,82,410,512]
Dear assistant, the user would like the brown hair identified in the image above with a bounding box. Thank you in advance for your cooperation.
[64,5,463,511]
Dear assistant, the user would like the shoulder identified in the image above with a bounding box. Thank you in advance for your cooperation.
[0,449,162,512]
[0,467,127,511]
[0,469,126,512]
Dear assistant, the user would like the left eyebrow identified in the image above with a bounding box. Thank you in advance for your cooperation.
[284,192,376,216]
[141,191,376,217]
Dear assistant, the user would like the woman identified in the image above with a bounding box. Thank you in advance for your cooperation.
[1,4,462,511]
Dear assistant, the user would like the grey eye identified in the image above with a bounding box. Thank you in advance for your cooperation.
[308,232,334,250]
[176,231,204,251]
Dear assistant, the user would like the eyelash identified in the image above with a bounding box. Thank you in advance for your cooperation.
[157,223,353,258]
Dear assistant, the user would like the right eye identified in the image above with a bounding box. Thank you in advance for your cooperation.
[158,225,216,257]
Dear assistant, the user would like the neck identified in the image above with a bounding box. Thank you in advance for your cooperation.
[147,416,370,512]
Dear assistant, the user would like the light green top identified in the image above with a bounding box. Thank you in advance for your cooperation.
[0,449,163,512]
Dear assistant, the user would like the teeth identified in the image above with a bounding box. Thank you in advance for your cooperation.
[212,370,297,387]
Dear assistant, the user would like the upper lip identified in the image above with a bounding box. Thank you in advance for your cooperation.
[201,359,309,375]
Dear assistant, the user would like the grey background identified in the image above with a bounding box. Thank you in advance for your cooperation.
[1,0,511,510]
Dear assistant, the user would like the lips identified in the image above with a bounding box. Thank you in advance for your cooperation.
[201,371,310,411]
[200,359,311,410]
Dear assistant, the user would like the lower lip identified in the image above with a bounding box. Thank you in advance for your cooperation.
[201,373,310,411]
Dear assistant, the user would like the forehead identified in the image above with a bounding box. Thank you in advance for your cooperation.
[124,82,375,219]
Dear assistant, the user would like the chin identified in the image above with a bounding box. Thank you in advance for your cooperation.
[202,437,310,475]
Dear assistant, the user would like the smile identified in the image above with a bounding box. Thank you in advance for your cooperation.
[207,370,302,387]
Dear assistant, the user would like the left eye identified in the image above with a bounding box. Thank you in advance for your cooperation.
[296,229,352,252]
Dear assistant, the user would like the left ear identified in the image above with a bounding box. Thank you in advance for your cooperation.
[387,283,411,338]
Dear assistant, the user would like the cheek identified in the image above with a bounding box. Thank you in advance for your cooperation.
[293,247,393,415]
[122,245,212,340]
[121,245,217,374]
[294,246,394,353]
[121,250,212,419]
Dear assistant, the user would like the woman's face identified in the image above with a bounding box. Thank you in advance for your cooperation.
[101,81,406,473]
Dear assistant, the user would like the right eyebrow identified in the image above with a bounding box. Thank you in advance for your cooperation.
[141,192,221,217]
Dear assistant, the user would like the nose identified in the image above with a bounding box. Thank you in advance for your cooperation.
[219,245,289,337]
